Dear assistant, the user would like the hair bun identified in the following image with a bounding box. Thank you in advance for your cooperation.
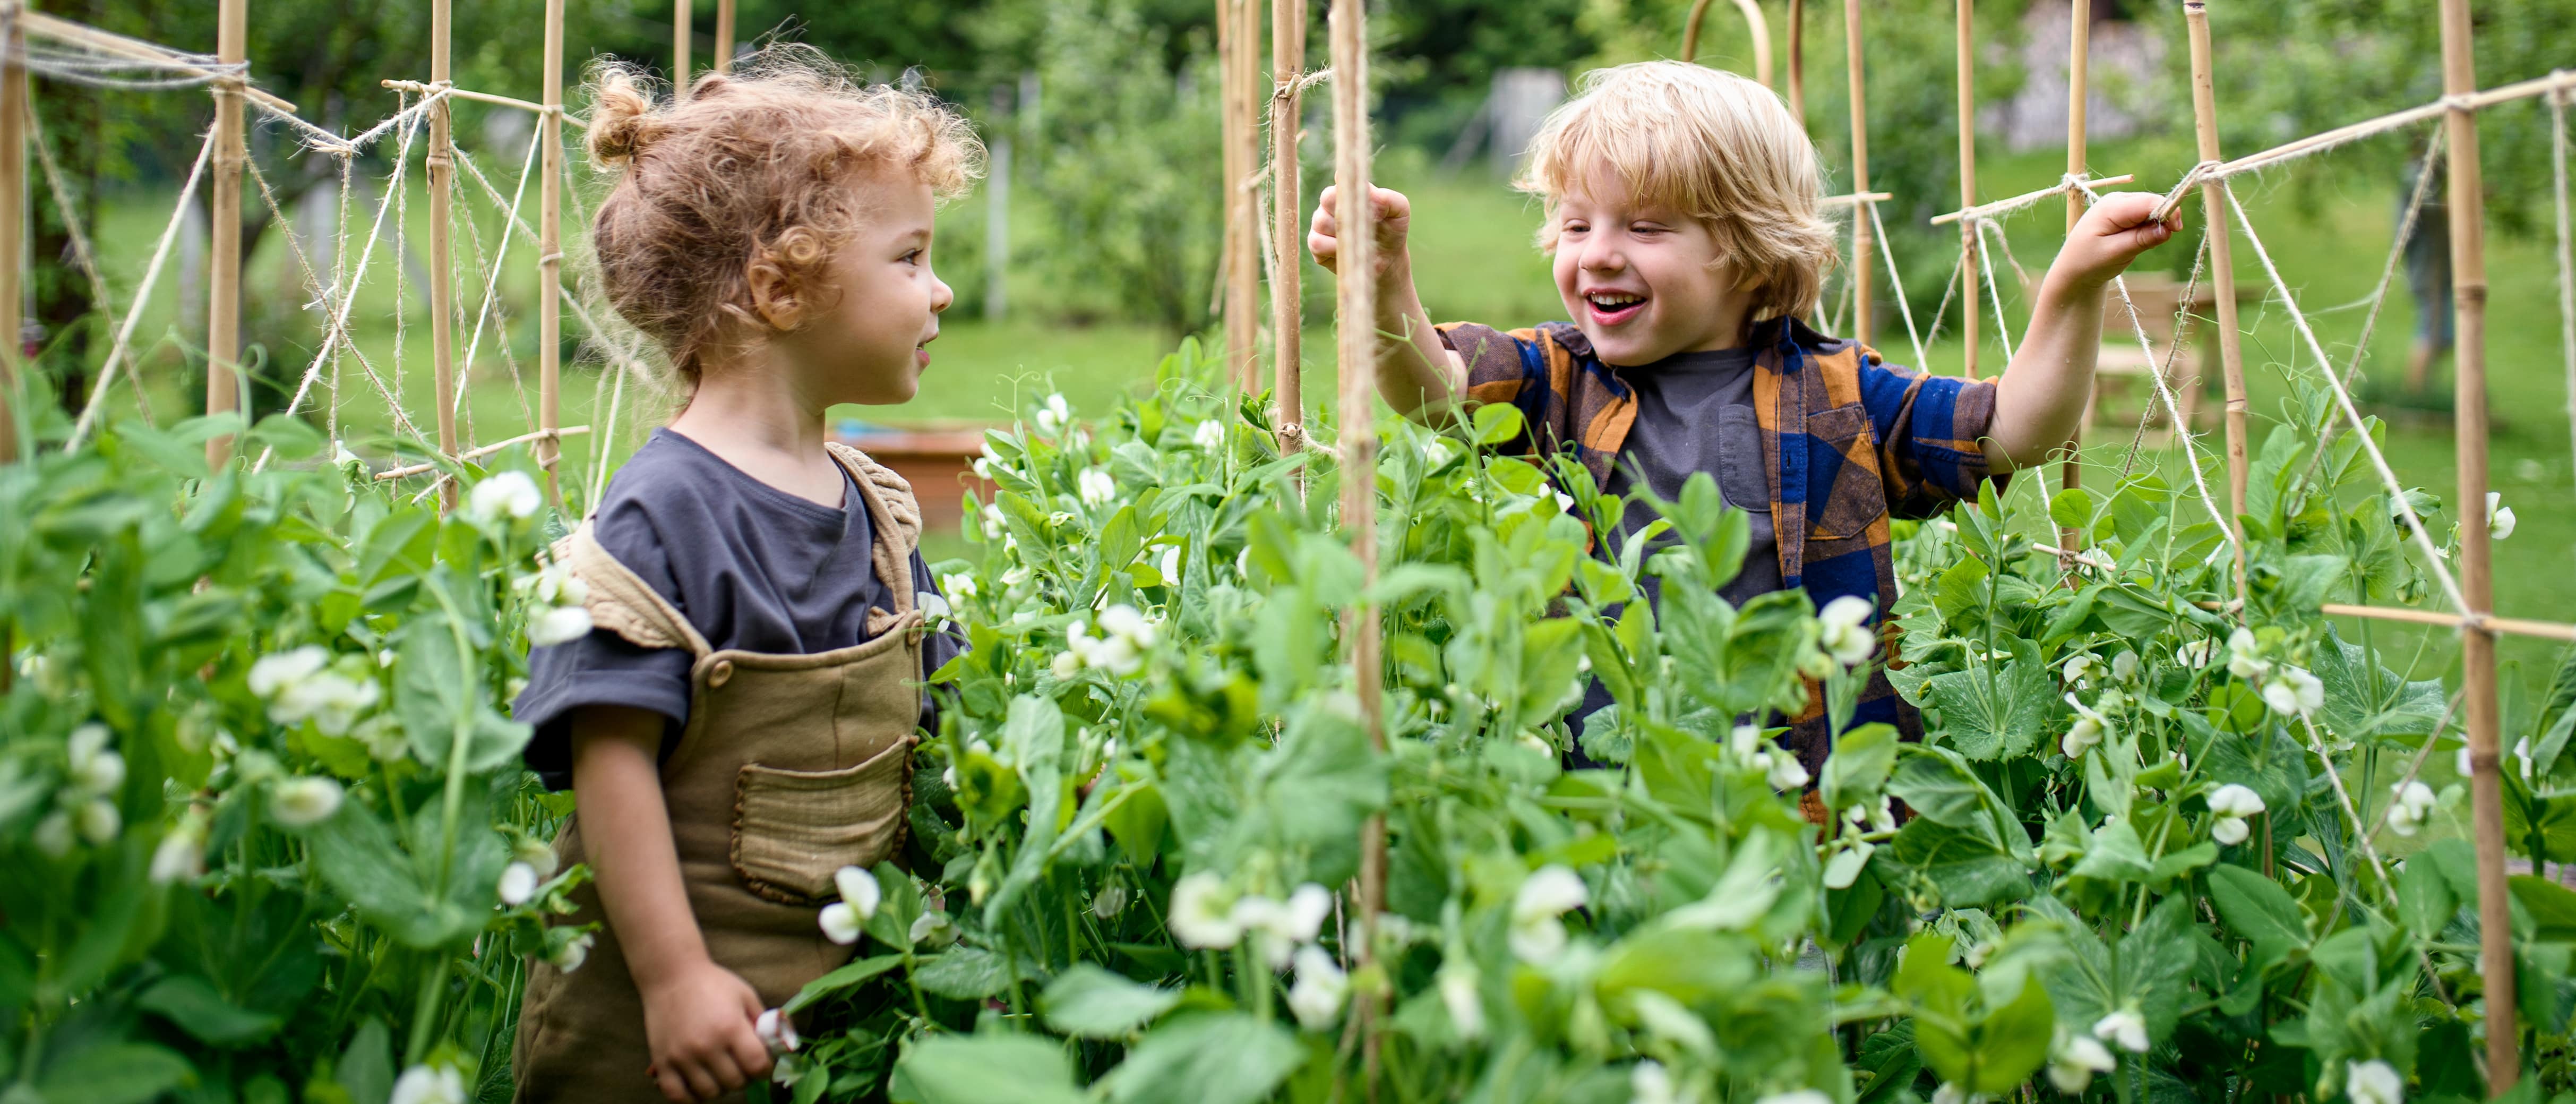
[584,65,668,169]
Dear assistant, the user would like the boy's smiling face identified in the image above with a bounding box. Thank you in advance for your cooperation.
[1550,167,1755,367]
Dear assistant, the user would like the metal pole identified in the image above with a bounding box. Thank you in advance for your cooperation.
[1956,0,1979,379]
[1328,0,1385,1079]
[1270,0,1306,451]
[2435,0,2517,1085]
[429,0,457,510]
[206,0,246,466]
[1844,0,1870,348]
[2182,0,2252,614]
[538,0,565,504]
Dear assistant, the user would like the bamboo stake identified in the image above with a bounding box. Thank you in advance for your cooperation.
[1956,0,1978,379]
[1785,0,1804,124]
[1270,0,1306,452]
[1844,0,1871,348]
[538,0,564,504]
[1328,0,1385,1080]
[1218,0,1243,387]
[2058,0,2089,571]
[712,0,733,74]
[205,0,246,467]
[380,80,587,127]
[1680,0,1771,87]
[2180,1,2247,517]
[1229,0,1261,391]
[428,0,457,511]
[672,0,690,98]
[2434,0,2517,1086]
[2324,603,2576,645]
[0,3,22,466]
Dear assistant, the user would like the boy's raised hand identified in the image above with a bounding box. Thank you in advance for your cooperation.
[2051,191,2183,290]
[1309,184,1416,284]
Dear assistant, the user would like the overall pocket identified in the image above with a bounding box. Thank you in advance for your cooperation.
[731,735,914,904]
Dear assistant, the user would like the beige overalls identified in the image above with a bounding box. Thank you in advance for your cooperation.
[513,443,926,1104]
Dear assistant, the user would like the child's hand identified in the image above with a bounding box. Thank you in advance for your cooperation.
[2050,191,2183,291]
[1309,184,1416,284]
[640,958,773,1101]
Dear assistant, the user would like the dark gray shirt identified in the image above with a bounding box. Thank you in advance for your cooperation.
[513,429,960,790]
[1602,347,1784,606]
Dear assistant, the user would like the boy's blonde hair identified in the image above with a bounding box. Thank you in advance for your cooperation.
[1516,61,1837,323]
[584,45,983,388]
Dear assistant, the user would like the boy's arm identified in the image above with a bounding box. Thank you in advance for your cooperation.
[1985,192,2182,472]
[572,706,773,1102]
[1310,184,1469,420]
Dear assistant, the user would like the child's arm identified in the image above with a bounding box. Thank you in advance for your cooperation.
[1985,192,2183,472]
[1309,184,1470,420]
[570,706,774,1102]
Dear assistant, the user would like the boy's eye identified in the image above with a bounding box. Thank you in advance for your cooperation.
[901,249,923,265]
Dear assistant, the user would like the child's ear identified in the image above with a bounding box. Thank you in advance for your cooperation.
[745,257,804,330]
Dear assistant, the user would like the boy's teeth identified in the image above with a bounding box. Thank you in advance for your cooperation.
[1589,293,1642,307]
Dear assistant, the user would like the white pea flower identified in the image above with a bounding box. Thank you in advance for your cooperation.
[528,604,595,647]
[1632,1061,1679,1104]
[1423,437,1461,471]
[833,866,882,923]
[389,1064,467,1104]
[2487,492,2516,542]
[2212,814,2252,846]
[549,931,594,972]
[980,502,1007,540]
[2209,784,2266,818]
[499,861,540,906]
[529,562,588,606]
[942,573,978,600]
[150,808,210,884]
[354,715,409,763]
[270,776,345,828]
[75,797,121,846]
[1508,865,1588,962]
[2176,638,2216,669]
[33,811,74,857]
[1169,871,1243,949]
[2063,653,2101,687]
[917,592,951,620]
[2348,1059,2404,1104]
[1036,392,1072,435]
[1729,723,1766,760]
[1765,750,1811,791]
[1091,883,1129,919]
[755,1007,801,1055]
[1193,418,1227,450]
[1158,544,1182,585]
[1286,944,1350,1030]
[2263,666,2324,717]
[2049,1032,2119,1093]
[2227,628,2269,681]
[67,724,124,797]
[1078,467,1116,507]
[2388,781,2438,836]
[248,646,330,698]
[2093,1005,2150,1052]
[819,903,864,945]
[1438,964,1484,1040]
[1817,596,1877,667]
[2063,694,2109,759]
[468,470,543,523]
[1931,1083,1978,1104]
[1757,1092,1833,1104]
[2111,649,2140,682]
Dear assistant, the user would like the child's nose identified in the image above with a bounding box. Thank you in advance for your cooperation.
[930,275,954,314]
[1578,237,1626,273]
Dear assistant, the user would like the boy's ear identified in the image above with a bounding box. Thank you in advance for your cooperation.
[745,256,804,330]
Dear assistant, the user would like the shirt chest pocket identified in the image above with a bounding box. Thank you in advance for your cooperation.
[1804,403,1888,543]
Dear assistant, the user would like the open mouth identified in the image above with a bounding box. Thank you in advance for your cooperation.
[1583,290,1648,328]
[916,331,938,366]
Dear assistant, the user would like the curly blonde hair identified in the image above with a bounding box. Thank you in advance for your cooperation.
[583,44,982,388]
[1517,62,1839,323]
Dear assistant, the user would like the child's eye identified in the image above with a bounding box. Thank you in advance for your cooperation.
[900,249,923,266]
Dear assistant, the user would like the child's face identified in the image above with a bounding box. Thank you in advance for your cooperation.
[1550,169,1751,367]
[787,172,954,405]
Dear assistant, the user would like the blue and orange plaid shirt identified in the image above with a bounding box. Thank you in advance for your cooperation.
[1437,314,2006,772]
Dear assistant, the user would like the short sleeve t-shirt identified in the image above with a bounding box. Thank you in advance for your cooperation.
[511,429,962,790]
[1601,347,1784,607]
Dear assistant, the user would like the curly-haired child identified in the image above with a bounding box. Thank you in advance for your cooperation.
[1310,61,2179,786]
[508,45,980,1103]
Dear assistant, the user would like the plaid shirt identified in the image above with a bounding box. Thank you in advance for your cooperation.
[1437,314,2005,771]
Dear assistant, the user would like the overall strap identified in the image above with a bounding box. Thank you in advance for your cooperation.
[556,523,715,658]
[825,441,921,635]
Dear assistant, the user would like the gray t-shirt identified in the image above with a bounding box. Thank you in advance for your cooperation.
[1602,347,1784,606]
[512,429,961,790]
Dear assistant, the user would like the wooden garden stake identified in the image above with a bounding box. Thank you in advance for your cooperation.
[0,2,23,466]
[1232,0,1262,391]
[2435,0,2519,1085]
[2057,0,2088,570]
[1681,0,1770,87]
[1328,0,1385,1079]
[206,0,246,467]
[1844,0,1870,349]
[538,0,565,504]
[672,0,690,98]
[1955,0,1979,379]
[429,0,457,511]
[1270,0,1305,452]
[2180,0,2252,615]
[1785,0,1805,124]
[712,0,733,74]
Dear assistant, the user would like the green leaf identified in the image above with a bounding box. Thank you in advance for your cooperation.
[2312,626,2448,743]
[1890,819,2027,908]
[1472,403,1526,445]
[784,954,905,1015]
[1920,643,2056,761]
[891,1034,1086,1104]
[1041,963,1183,1038]
[36,1042,193,1104]
[1101,1013,1302,1104]
[913,947,1014,1000]
[2070,818,2153,884]
[2206,863,2311,967]
[1971,976,2057,1094]
[2509,876,2576,943]
[1822,723,1901,811]
[137,974,283,1047]
[2398,858,2458,940]
[248,413,327,460]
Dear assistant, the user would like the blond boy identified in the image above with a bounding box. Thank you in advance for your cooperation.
[1308,62,2179,772]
